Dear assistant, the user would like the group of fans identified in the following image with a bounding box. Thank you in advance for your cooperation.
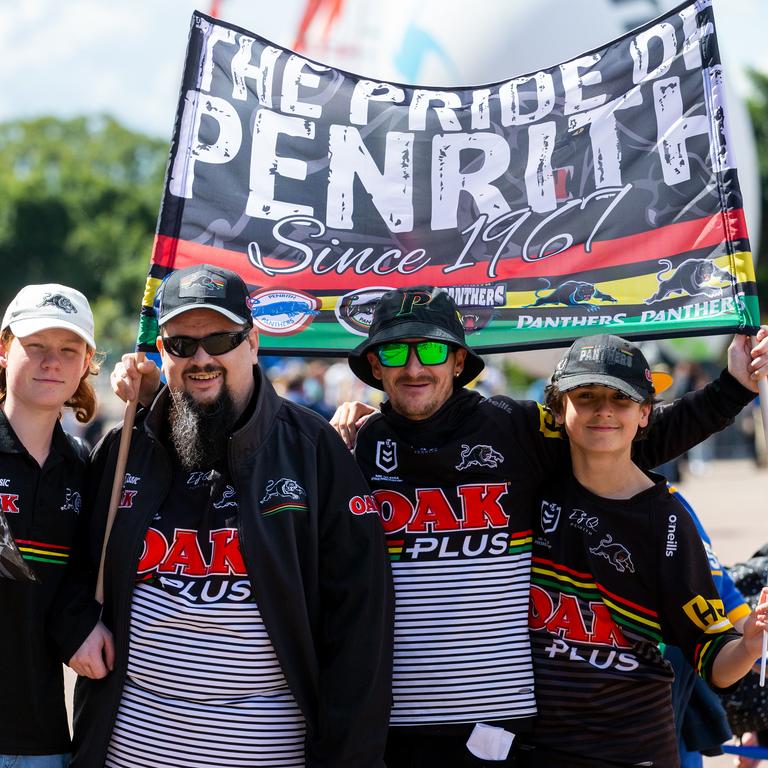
[1,267,768,767]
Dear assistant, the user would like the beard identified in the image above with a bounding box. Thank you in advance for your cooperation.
[169,376,237,471]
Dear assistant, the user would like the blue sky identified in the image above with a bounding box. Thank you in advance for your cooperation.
[2,0,766,139]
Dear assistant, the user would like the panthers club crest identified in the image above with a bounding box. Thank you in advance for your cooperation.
[455,444,504,471]
[260,478,306,504]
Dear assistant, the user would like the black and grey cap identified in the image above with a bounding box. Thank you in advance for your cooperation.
[157,265,253,326]
[348,286,484,390]
[552,334,672,401]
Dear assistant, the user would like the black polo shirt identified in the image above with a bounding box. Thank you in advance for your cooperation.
[0,408,88,755]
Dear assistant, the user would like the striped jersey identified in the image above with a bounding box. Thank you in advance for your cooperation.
[527,472,739,766]
[355,390,560,729]
[106,463,305,768]
[0,413,86,755]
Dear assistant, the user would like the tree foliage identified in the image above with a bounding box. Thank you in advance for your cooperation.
[0,116,167,353]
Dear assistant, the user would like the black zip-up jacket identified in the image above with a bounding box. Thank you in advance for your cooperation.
[56,367,394,768]
[0,412,88,755]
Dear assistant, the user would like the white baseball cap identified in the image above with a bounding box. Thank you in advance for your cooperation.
[2,284,95,348]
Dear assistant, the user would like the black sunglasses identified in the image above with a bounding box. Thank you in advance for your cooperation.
[161,328,251,358]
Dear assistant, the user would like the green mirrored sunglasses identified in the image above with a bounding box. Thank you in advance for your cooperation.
[375,340,452,367]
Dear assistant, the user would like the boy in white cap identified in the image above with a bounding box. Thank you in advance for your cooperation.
[0,284,108,768]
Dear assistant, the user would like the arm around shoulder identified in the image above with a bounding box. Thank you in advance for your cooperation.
[309,425,393,768]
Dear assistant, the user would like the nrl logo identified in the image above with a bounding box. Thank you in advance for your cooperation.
[260,478,306,504]
[375,439,398,474]
[540,500,561,533]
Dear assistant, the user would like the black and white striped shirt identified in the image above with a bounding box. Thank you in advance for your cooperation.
[106,465,305,768]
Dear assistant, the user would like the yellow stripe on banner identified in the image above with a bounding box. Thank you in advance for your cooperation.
[316,253,753,312]
[142,277,163,309]
[602,597,662,631]
[18,547,69,559]
[731,250,756,284]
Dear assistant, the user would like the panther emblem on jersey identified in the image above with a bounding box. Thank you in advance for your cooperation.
[260,478,306,504]
[589,534,635,573]
[213,485,237,509]
[456,444,504,471]
[60,488,82,514]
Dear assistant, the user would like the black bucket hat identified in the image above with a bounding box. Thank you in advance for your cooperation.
[348,286,485,390]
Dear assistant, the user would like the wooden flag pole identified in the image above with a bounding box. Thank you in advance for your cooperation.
[748,332,768,687]
[95,354,145,604]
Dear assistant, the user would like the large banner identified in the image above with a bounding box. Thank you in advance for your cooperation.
[138,0,759,355]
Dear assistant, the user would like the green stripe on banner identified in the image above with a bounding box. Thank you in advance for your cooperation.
[136,313,159,349]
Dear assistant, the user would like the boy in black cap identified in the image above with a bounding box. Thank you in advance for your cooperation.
[516,334,768,768]
[333,287,768,767]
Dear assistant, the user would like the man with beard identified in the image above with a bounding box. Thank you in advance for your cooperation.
[61,265,393,768]
[330,285,768,767]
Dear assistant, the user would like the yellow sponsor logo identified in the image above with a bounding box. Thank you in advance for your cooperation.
[537,403,562,439]
[683,595,731,634]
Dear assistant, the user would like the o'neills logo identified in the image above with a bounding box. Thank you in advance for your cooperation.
[335,286,392,336]
[665,513,678,557]
[250,288,320,335]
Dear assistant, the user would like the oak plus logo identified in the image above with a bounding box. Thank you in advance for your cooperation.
[375,439,398,474]
[0,492,20,514]
[119,490,138,509]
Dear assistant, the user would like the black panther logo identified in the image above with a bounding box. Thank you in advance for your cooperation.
[339,295,380,329]
[184,275,219,290]
[524,280,618,312]
[459,310,493,333]
[456,444,504,471]
[645,259,733,304]
[260,478,305,504]
[38,294,76,313]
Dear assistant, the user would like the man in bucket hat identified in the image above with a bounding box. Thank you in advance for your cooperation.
[332,286,768,767]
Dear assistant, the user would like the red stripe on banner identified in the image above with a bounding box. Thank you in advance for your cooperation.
[151,209,748,290]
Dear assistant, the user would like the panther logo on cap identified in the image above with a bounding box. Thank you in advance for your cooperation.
[180,272,225,294]
[37,294,76,313]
